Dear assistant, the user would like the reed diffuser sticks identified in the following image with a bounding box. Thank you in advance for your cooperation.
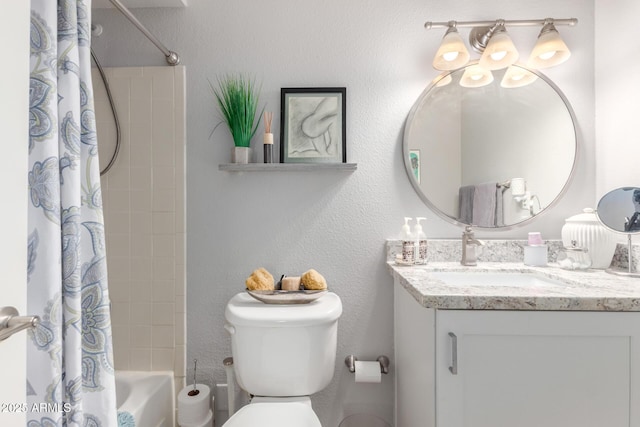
[264,111,273,134]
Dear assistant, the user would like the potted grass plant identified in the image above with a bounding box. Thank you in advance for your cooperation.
[210,74,264,164]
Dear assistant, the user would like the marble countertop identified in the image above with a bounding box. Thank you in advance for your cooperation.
[388,262,640,311]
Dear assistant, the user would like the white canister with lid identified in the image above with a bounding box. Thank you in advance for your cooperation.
[561,208,618,269]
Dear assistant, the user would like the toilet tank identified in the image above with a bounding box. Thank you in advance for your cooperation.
[225,292,342,397]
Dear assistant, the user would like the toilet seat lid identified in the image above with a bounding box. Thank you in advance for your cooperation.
[224,401,321,427]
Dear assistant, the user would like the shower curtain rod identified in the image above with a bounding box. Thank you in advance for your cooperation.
[107,0,180,65]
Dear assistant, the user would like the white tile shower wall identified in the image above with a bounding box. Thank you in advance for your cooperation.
[94,66,186,391]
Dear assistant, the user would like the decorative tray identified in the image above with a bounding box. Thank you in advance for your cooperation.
[246,289,327,304]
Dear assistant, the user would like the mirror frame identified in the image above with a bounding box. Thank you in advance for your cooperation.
[402,62,580,230]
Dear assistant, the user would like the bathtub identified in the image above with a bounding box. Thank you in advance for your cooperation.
[116,371,175,427]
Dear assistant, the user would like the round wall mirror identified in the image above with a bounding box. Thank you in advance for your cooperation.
[403,62,578,229]
[597,187,640,233]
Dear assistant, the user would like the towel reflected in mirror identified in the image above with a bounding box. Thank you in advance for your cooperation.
[458,182,504,227]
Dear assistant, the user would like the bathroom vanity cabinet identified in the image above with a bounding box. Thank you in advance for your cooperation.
[394,282,640,427]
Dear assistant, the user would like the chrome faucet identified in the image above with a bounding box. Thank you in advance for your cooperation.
[461,226,485,266]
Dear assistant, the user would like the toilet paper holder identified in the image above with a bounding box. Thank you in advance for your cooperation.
[344,355,390,375]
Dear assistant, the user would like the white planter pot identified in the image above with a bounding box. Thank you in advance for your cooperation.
[561,208,619,269]
[232,147,252,164]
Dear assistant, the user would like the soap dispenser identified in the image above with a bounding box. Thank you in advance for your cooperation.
[413,217,428,265]
[524,232,548,267]
[400,217,415,265]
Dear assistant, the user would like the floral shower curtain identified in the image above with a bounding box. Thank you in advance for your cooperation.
[27,0,117,426]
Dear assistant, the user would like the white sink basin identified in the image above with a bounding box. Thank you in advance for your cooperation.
[430,271,566,287]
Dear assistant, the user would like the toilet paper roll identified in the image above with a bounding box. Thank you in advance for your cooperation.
[178,384,211,426]
[354,361,381,383]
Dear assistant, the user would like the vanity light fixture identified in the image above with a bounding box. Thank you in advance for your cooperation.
[435,74,453,87]
[528,20,572,69]
[425,18,577,72]
[460,64,494,88]
[432,23,471,71]
[500,65,538,88]
[478,23,519,70]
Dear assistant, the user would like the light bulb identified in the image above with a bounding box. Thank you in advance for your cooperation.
[443,51,459,61]
[539,51,556,60]
[490,51,507,61]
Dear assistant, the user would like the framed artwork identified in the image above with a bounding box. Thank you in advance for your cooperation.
[409,149,420,184]
[280,87,346,163]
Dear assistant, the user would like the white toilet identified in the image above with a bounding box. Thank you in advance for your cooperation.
[223,291,342,426]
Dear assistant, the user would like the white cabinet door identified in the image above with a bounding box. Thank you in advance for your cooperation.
[394,283,436,427]
[436,310,640,427]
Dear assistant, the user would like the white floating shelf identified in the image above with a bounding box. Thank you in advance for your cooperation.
[219,163,358,172]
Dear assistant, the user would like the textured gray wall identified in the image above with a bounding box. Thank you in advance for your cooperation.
[594,0,640,196]
[92,0,595,424]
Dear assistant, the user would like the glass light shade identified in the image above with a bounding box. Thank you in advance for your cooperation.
[478,27,519,70]
[433,28,470,71]
[528,25,571,69]
[460,64,494,88]
[500,65,538,88]
[434,74,453,87]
